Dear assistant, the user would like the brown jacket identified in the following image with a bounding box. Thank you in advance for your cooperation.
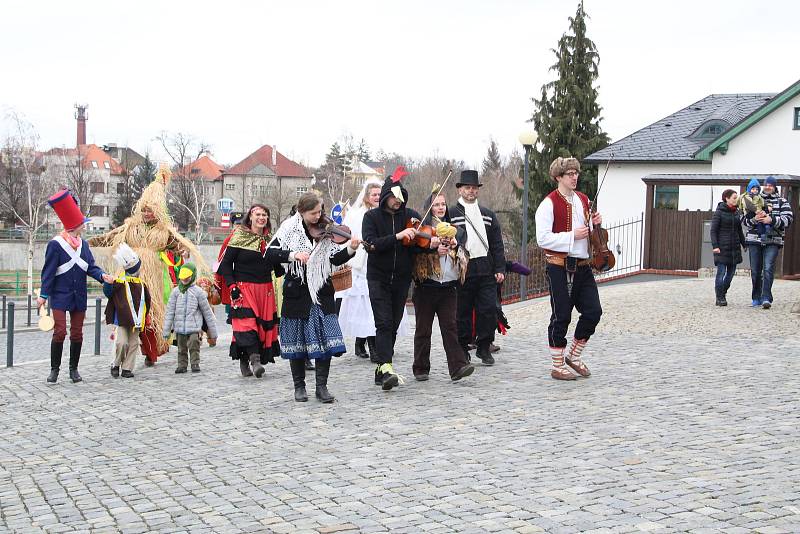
[105,278,152,329]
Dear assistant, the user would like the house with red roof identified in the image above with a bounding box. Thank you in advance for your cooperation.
[174,154,227,227]
[222,145,312,221]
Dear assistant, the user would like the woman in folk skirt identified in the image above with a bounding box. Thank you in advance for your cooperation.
[217,204,283,378]
[267,193,359,403]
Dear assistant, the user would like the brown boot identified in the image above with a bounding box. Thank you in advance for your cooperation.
[549,346,576,381]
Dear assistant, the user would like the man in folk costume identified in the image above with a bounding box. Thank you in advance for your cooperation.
[89,166,209,366]
[38,189,114,383]
[535,157,603,380]
[361,166,422,390]
[104,244,151,379]
[450,170,506,366]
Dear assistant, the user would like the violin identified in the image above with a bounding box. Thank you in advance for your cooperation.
[308,214,374,251]
[401,217,438,248]
[589,203,615,272]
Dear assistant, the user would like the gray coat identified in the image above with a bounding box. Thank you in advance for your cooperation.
[163,285,218,338]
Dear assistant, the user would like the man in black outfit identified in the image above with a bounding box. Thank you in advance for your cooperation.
[450,170,506,366]
[361,166,422,391]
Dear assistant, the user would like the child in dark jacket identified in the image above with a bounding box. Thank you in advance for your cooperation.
[104,244,151,378]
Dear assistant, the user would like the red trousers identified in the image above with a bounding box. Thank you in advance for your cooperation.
[52,309,85,343]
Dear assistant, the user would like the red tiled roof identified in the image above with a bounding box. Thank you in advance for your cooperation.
[181,155,225,181]
[227,145,310,178]
[46,144,125,174]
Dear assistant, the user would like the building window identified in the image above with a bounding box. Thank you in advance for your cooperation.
[794,107,800,130]
[91,182,105,193]
[103,161,111,169]
[91,160,98,168]
[89,205,105,217]
[703,124,724,136]
[296,186,308,196]
[191,168,201,174]
[225,184,235,190]
[653,185,679,210]
[117,182,125,194]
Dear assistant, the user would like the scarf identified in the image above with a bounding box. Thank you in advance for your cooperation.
[273,213,343,305]
[457,198,488,259]
[60,231,81,250]
[227,225,269,255]
[177,262,197,293]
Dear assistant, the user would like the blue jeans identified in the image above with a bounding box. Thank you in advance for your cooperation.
[714,263,736,295]
[749,244,780,303]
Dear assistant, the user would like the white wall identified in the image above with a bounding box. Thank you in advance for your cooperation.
[711,93,800,175]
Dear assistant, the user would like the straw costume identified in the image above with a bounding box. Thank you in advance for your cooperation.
[89,167,209,364]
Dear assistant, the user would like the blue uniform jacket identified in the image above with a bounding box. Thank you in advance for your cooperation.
[40,238,105,312]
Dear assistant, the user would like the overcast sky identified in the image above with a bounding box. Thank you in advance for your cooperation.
[1,0,797,170]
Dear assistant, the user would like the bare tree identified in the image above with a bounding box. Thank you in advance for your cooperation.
[0,139,28,226]
[43,147,98,216]
[0,112,55,295]
[267,183,299,226]
[157,131,212,241]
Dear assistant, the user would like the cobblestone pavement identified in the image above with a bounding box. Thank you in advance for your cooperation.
[1,277,798,533]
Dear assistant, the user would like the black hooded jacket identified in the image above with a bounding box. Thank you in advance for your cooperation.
[361,178,422,284]
[710,201,745,266]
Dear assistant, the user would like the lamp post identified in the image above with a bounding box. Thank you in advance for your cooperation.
[518,131,538,302]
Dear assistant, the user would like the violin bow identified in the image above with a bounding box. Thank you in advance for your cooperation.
[418,168,453,224]
[589,151,614,231]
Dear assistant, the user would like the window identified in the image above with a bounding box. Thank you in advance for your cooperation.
[91,182,105,193]
[91,160,98,168]
[89,205,105,217]
[794,107,800,130]
[296,186,308,196]
[703,124,724,136]
[653,185,679,210]
[225,184,235,191]
[103,161,111,169]
[191,168,201,174]
[117,183,125,194]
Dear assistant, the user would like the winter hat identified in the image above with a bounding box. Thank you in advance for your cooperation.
[113,243,141,275]
[746,178,761,193]
[764,176,778,187]
[549,157,581,180]
[177,263,197,293]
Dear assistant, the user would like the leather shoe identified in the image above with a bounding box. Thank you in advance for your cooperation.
[476,347,494,366]
[47,368,59,383]
[414,373,429,381]
[111,366,120,378]
[315,386,335,403]
[565,358,591,377]
[69,369,82,383]
[191,365,201,373]
[451,364,475,381]
[294,386,308,402]
[551,367,577,380]
[175,367,187,374]
[121,370,134,378]
[489,343,500,353]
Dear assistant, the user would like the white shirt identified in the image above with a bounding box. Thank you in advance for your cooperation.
[458,198,488,259]
[535,193,590,259]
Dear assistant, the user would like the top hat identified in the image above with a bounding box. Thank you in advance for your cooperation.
[48,189,90,230]
[455,170,482,188]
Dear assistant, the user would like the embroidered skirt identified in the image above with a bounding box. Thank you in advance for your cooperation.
[280,304,346,360]
[229,281,280,364]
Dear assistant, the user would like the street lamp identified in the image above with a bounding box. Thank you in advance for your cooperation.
[518,131,538,302]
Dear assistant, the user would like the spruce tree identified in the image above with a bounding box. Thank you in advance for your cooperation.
[518,1,609,238]
[481,139,503,176]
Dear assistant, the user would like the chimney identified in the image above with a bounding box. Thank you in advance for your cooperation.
[74,104,88,146]
[272,145,277,167]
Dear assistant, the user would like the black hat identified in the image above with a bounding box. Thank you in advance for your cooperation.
[455,170,482,188]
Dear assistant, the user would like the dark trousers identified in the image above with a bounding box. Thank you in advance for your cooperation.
[52,309,85,343]
[545,264,602,348]
[412,285,468,377]
[457,275,496,350]
[368,279,410,364]
[714,263,736,295]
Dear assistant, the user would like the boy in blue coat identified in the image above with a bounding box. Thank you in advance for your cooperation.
[38,189,114,383]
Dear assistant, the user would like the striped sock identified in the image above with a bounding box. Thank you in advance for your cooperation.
[568,338,587,364]
[550,346,566,371]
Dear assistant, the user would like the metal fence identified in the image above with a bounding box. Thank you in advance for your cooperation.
[0,272,104,296]
[501,214,644,303]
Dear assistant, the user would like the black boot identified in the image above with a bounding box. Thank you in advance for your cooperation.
[315,358,335,403]
[69,342,83,382]
[475,344,495,366]
[289,359,308,402]
[354,337,368,358]
[48,341,64,383]
[715,287,727,306]
[250,354,265,378]
[367,336,378,363]
[304,358,315,370]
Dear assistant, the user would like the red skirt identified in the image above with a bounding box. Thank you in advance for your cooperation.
[229,281,280,364]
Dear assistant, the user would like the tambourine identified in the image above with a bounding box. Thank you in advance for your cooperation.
[38,305,55,332]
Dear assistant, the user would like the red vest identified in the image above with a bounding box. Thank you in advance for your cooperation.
[543,189,590,256]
